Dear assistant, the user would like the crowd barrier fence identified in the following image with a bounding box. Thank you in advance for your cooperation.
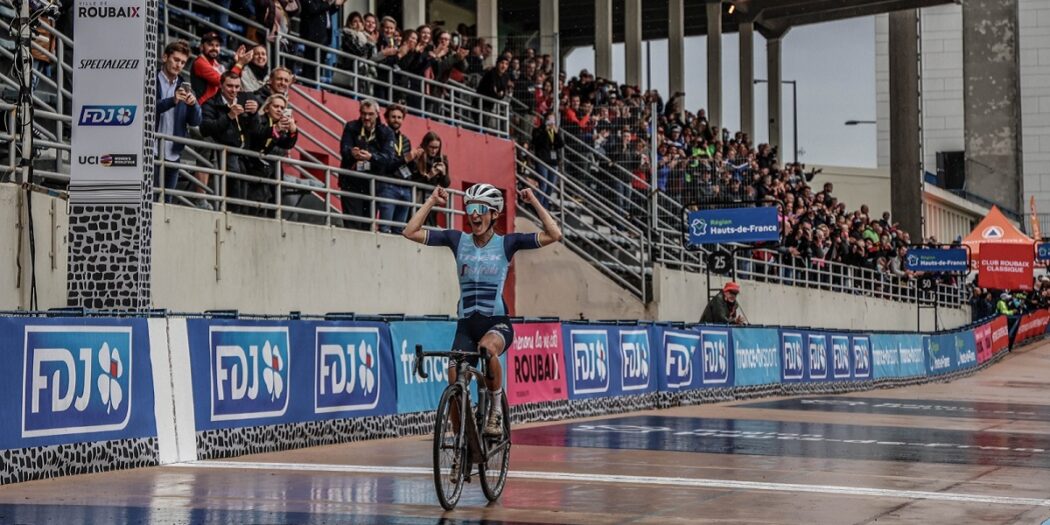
[0,310,1041,484]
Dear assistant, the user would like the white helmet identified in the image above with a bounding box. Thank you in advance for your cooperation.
[464,183,504,213]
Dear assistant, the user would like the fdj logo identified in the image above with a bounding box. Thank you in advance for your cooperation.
[700,330,729,384]
[210,327,290,421]
[664,332,698,389]
[782,333,804,380]
[78,105,136,126]
[808,334,828,379]
[316,327,382,413]
[831,336,851,379]
[571,330,609,394]
[619,330,650,391]
[852,337,871,378]
[22,327,133,438]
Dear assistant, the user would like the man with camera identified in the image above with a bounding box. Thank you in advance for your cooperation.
[156,40,202,204]
[201,71,260,214]
[339,98,395,230]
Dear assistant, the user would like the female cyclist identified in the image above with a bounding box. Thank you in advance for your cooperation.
[403,183,562,437]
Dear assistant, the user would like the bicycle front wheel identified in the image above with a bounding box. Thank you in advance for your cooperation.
[433,383,466,510]
[480,394,511,501]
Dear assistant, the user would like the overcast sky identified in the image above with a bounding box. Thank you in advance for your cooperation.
[565,16,878,168]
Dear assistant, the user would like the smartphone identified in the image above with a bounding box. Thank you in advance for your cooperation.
[282,109,292,118]
[177,81,192,93]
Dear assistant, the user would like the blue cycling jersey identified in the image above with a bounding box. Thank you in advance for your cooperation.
[426,229,541,316]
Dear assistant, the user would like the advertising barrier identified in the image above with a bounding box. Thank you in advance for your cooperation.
[852,335,873,380]
[975,322,993,364]
[507,322,568,406]
[732,328,780,386]
[991,316,1010,355]
[564,324,660,399]
[185,319,397,431]
[0,317,157,450]
[925,330,977,375]
[389,321,457,414]
[870,334,926,379]
[1015,310,1050,346]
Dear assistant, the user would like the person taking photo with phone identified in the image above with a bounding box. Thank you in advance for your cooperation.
[244,94,299,217]
[155,40,201,204]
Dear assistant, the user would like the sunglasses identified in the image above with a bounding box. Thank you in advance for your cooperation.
[465,203,492,215]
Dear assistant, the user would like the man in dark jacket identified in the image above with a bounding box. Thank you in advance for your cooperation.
[156,40,202,203]
[297,0,343,82]
[377,104,422,234]
[530,113,564,208]
[339,98,396,230]
[200,71,259,213]
[700,281,745,325]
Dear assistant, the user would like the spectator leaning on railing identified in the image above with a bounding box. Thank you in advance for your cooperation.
[244,93,298,217]
[200,71,260,213]
[155,40,202,204]
[339,98,395,230]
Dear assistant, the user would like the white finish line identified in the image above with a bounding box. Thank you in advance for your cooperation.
[171,461,1050,508]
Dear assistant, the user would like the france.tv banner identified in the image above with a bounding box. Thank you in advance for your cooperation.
[732,328,780,386]
[904,248,969,273]
[507,322,568,406]
[870,334,926,379]
[687,206,779,245]
[654,325,733,392]
[0,317,157,449]
[389,321,457,414]
[186,319,396,431]
[564,324,661,399]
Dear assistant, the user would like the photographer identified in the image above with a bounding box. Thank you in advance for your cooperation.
[244,94,299,217]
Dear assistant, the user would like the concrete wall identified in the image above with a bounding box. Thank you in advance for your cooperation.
[0,186,69,310]
[513,218,647,320]
[652,265,970,331]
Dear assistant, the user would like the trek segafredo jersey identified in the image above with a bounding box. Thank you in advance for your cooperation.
[426,229,541,316]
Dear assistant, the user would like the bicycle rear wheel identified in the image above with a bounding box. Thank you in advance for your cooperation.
[479,394,511,501]
[433,384,466,510]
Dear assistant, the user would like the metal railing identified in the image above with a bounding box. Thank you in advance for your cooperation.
[159,0,510,137]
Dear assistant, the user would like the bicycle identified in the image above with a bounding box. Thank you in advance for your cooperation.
[414,344,511,510]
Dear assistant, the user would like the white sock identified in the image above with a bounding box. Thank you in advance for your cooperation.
[490,389,503,415]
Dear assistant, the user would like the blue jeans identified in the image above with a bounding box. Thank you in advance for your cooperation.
[536,163,556,207]
[377,181,413,233]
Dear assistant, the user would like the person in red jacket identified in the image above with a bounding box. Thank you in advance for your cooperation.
[190,31,251,105]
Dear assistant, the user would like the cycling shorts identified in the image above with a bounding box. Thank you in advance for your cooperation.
[452,313,515,366]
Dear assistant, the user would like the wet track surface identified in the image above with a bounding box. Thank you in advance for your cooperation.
[0,342,1049,524]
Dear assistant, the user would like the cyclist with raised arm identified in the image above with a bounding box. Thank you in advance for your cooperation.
[403,183,562,440]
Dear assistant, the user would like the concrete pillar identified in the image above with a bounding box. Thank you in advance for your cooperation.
[739,21,754,140]
[669,0,685,98]
[595,0,613,80]
[342,0,374,20]
[888,10,922,240]
[963,0,1023,215]
[625,0,643,87]
[402,0,425,29]
[766,37,782,154]
[705,0,722,127]
[477,0,498,67]
[540,0,558,56]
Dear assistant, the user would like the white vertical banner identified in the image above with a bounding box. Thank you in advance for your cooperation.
[71,1,148,204]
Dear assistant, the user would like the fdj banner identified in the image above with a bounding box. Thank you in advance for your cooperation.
[978,243,1034,291]
[0,317,156,449]
[654,325,732,391]
[564,325,660,399]
[733,328,780,386]
[186,319,395,431]
[507,322,568,406]
[389,321,457,414]
[904,248,969,273]
[686,206,779,245]
[72,0,149,203]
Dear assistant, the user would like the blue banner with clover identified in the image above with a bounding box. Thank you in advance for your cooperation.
[903,248,969,273]
[0,316,156,449]
[185,319,396,431]
[686,206,780,245]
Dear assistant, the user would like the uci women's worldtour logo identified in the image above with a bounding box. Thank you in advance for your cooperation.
[22,326,133,438]
[782,332,804,380]
[316,327,381,413]
[78,105,136,126]
[664,331,698,389]
[571,330,609,395]
[852,337,871,378]
[619,330,650,391]
[700,330,729,384]
[831,336,851,379]
[210,326,290,422]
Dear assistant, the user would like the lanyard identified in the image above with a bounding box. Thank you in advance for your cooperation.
[547,128,555,143]
[359,125,375,144]
[394,133,404,156]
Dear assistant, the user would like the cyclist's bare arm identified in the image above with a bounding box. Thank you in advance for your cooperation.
[519,188,563,246]
[403,186,448,244]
